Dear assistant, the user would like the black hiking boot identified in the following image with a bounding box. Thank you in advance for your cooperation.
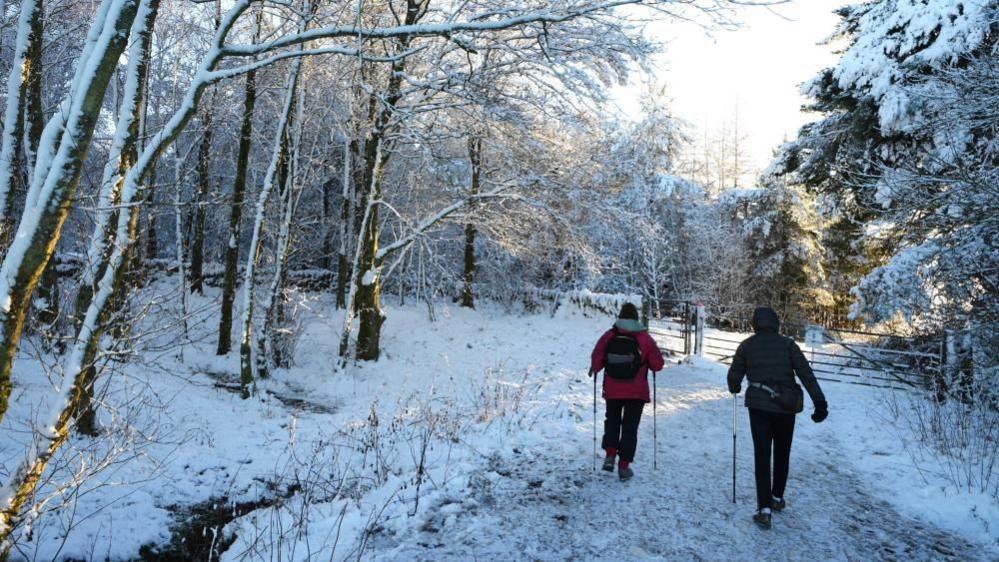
[618,466,634,481]
[771,497,786,512]
[753,509,772,530]
[602,457,615,472]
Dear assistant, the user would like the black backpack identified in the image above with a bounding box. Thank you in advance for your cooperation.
[604,330,642,380]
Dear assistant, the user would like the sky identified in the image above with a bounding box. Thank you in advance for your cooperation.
[611,0,851,177]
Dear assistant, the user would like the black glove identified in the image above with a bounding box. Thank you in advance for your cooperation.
[588,369,596,378]
[729,385,740,395]
[811,400,828,423]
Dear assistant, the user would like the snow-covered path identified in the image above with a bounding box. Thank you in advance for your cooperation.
[366,365,990,561]
[7,299,994,560]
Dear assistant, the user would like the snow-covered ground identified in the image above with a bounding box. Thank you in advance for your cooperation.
[1,288,996,560]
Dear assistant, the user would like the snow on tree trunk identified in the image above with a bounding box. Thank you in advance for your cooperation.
[23,2,54,331]
[354,148,386,361]
[74,0,159,437]
[256,79,301,377]
[0,0,139,432]
[0,0,42,254]
[174,155,189,343]
[335,138,353,309]
[257,149,298,377]
[0,0,261,546]
[239,60,301,396]
[337,151,379,363]
[218,66,257,355]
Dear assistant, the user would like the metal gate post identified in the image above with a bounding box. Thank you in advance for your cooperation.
[683,302,691,355]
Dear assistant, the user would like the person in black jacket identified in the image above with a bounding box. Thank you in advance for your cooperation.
[727,307,828,530]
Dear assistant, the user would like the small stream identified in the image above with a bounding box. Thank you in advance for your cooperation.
[138,484,299,561]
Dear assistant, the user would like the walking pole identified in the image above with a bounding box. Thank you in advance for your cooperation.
[653,371,658,470]
[732,394,737,503]
[592,370,597,471]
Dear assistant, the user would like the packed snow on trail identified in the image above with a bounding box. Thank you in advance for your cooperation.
[1,289,995,561]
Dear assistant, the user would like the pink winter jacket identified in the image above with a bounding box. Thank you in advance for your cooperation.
[590,320,666,402]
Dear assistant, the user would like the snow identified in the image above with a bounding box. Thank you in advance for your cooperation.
[2,285,995,559]
[361,269,377,286]
[849,242,939,322]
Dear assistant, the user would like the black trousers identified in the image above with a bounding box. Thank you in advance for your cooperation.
[749,408,796,510]
[602,399,645,462]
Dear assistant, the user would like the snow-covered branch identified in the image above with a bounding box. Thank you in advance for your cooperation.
[375,185,519,261]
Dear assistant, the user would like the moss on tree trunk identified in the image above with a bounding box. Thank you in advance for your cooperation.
[0,0,139,429]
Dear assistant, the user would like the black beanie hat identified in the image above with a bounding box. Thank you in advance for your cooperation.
[619,302,639,320]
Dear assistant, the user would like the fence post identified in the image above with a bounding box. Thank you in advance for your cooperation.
[944,329,957,386]
[683,302,691,355]
[694,303,705,357]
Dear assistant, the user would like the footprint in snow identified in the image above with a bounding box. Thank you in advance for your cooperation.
[629,545,652,558]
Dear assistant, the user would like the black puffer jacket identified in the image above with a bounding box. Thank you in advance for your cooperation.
[726,307,826,414]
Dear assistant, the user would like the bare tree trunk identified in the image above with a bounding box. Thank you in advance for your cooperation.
[144,160,158,260]
[461,136,481,309]
[218,67,257,355]
[74,0,159,437]
[239,61,301,396]
[174,158,189,343]
[258,155,297,377]
[24,2,54,328]
[337,157,378,362]
[0,0,139,430]
[354,150,385,361]
[0,0,42,254]
[335,138,355,309]
[351,0,427,361]
[189,103,213,295]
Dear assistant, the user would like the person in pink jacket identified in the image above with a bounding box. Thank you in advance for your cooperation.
[589,303,665,480]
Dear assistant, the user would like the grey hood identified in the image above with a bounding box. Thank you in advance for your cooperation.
[614,318,646,333]
[751,307,780,333]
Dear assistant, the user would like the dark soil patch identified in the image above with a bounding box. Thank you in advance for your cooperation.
[201,371,336,415]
